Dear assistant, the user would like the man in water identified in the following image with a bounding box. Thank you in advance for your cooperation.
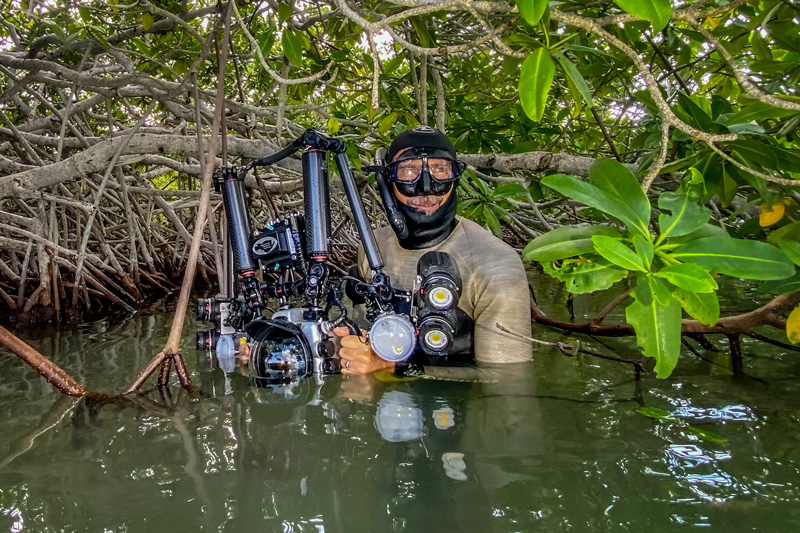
[334,126,532,376]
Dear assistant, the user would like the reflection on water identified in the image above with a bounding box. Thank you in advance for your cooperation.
[2,297,800,531]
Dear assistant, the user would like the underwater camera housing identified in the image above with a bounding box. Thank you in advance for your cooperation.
[196,130,413,384]
[195,130,474,383]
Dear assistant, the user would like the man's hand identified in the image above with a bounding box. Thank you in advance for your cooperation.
[332,326,395,375]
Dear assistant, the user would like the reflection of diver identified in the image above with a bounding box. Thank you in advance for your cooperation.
[368,386,495,532]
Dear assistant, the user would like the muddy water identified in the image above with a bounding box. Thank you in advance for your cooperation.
[2,279,800,531]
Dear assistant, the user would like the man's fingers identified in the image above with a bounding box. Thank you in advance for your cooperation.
[339,346,372,363]
[340,335,368,349]
[332,326,350,337]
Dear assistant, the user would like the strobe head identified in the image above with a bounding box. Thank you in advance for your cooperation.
[246,318,312,384]
[418,314,455,355]
[196,297,219,322]
[417,251,462,311]
[369,313,417,363]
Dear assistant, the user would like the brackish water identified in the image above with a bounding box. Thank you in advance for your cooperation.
[2,276,800,532]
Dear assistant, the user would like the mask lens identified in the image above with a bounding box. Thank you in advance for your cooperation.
[390,157,458,184]
[394,159,423,182]
[427,158,454,181]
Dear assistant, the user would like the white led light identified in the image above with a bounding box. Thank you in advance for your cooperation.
[427,286,454,310]
[423,329,449,351]
[369,314,417,362]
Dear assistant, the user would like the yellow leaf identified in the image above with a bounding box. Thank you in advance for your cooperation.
[760,201,785,226]
[787,305,800,344]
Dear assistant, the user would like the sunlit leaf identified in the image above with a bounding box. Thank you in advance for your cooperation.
[672,237,795,280]
[636,406,672,419]
[277,3,294,23]
[589,159,650,235]
[282,29,303,65]
[515,0,548,25]
[614,0,672,32]
[672,289,720,326]
[655,263,718,293]
[626,289,682,378]
[542,174,649,236]
[519,48,555,123]
[592,235,647,272]
[633,234,654,267]
[778,240,800,267]
[327,117,340,136]
[686,426,728,445]
[542,259,628,294]
[142,12,154,31]
[523,225,622,262]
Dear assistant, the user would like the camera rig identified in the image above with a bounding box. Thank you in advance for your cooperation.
[196,129,470,384]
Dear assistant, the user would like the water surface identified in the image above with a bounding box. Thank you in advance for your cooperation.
[2,280,800,532]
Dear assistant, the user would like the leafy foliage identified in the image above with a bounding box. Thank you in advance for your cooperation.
[529,159,796,377]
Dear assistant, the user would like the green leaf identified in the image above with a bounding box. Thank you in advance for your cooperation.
[410,17,436,48]
[648,276,672,306]
[482,205,502,237]
[626,291,682,378]
[728,139,779,172]
[282,29,303,66]
[519,48,555,123]
[636,406,672,419]
[259,28,276,58]
[757,275,800,295]
[589,159,650,234]
[654,263,718,293]
[542,259,628,294]
[542,174,649,236]
[671,223,730,245]
[515,0,547,25]
[672,237,795,280]
[778,240,800,267]
[523,225,622,262]
[277,3,294,23]
[593,235,647,271]
[726,103,798,125]
[491,182,529,199]
[378,111,399,135]
[554,52,594,108]
[327,117,340,136]
[673,289,720,326]
[767,222,800,245]
[79,6,91,22]
[633,234,654,267]
[657,186,711,244]
[142,12,154,31]
[614,0,672,32]
[676,93,716,132]
[687,426,728,446]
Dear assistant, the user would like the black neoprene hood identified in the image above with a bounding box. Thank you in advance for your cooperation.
[387,125,457,163]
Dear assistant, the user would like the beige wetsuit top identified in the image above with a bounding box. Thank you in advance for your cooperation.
[358,216,533,364]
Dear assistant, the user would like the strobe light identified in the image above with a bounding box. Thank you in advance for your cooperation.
[416,252,463,356]
[369,313,417,362]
